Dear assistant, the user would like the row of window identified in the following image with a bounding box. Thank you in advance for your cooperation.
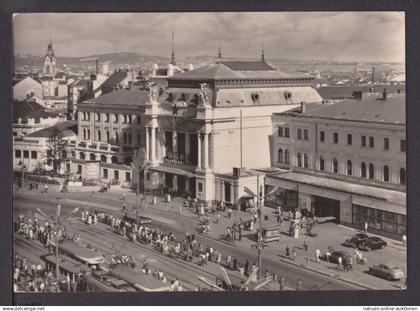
[15,150,37,159]
[278,127,406,152]
[81,129,141,145]
[81,112,141,125]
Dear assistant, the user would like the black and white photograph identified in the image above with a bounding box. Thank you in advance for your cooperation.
[10,12,406,295]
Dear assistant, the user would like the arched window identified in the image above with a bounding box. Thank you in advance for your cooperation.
[100,155,107,162]
[83,129,86,140]
[111,156,118,164]
[106,131,110,142]
[79,152,85,160]
[319,156,325,171]
[285,150,290,164]
[369,163,375,179]
[333,158,338,173]
[87,129,91,140]
[400,168,406,185]
[115,132,119,144]
[278,149,283,163]
[361,162,367,178]
[297,153,302,167]
[304,154,309,168]
[89,153,96,161]
[347,160,352,176]
[97,130,101,141]
[383,165,390,182]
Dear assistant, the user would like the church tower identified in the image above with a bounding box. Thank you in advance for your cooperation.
[43,40,57,76]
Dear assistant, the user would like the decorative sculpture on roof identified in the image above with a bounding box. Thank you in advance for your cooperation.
[147,81,159,103]
[198,83,210,107]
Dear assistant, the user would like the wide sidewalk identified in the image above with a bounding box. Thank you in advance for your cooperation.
[16,186,407,290]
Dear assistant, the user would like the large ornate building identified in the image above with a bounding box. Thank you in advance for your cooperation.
[142,55,323,207]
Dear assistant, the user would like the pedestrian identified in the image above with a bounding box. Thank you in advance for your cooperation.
[315,248,321,263]
[337,256,343,271]
[279,277,286,291]
[296,279,303,291]
[402,234,407,247]
[303,237,308,251]
[364,221,368,233]
[226,255,232,269]
[152,196,157,205]
[179,206,182,215]
[292,247,297,261]
[228,207,232,218]
[44,184,48,193]
[285,246,290,257]
[277,214,281,223]
[216,213,220,224]
[122,203,126,211]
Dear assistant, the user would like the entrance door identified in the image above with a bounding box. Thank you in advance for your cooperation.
[189,177,196,198]
[224,182,231,203]
[312,196,340,223]
[177,175,186,193]
[165,173,173,190]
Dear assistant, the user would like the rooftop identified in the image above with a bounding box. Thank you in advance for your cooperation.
[101,70,128,88]
[82,89,148,107]
[278,93,405,125]
[169,61,311,81]
[317,84,405,100]
[13,101,59,123]
[26,121,77,138]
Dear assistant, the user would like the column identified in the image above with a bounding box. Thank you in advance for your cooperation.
[145,127,150,161]
[203,133,209,169]
[185,132,190,164]
[151,127,156,162]
[197,132,202,169]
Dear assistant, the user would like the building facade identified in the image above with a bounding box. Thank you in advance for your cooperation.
[142,59,322,207]
[267,91,406,238]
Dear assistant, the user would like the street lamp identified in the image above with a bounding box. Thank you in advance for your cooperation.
[36,205,79,285]
[244,179,279,279]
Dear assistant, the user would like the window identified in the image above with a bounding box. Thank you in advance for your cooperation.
[115,132,119,144]
[105,113,110,122]
[87,129,91,140]
[106,131,110,142]
[114,114,119,123]
[123,115,127,123]
[297,153,302,167]
[128,133,132,145]
[384,138,389,150]
[198,182,203,192]
[400,168,406,185]
[100,155,107,162]
[383,165,390,182]
[361,135,366,147]
[128,115,132,124]
[333,132,338,144]
[297,129,302,140]
[23,150,29,158]
[123,133,127,144]
[88,113,91,121]
[137,134,141,145]
[278,149,283,163]
[31,151,37,159]
[369,136,374,148]
[77,165,82,174]
[125,172,131,182]
[303,129,309,140]
[103,168,108,179]
[146,173,150,181]
[83,129,86,140]
[278,127,283,137]
[369,163,375,179]
[319,156,325,171]
[347,160,352,175]
[114,170,119,180]
[347,134,352,146]
[400,139,406,152]
[333,158,338,173]
[90,153,96,161]
[320,131,325,142]
[285,127,290,138]
[137,116,141,124]
[80,152,85,160]
[96,113,100,122]
[303,154,309,168]
[15,150,21,158]
[285,150,290,164]
[97,130,101,141]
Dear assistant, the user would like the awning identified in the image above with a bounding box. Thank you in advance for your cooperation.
[148,165,196,178]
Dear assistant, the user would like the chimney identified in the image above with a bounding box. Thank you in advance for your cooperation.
[382,88,387,100]
[300,101,306,113]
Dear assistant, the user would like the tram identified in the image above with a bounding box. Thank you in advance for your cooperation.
[58,240,105,268]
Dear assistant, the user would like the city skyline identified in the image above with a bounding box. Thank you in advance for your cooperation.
[13,12,405,63]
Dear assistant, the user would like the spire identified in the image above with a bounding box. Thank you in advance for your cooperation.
[217,42,222,64]
[261,43,265,62]
[170,32,176,66]
[46,39,54,58]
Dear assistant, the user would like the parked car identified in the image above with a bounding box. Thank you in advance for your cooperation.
[359,237,387,251]
[368,264,404,281]
[328,250,352,264]
[343,235,369,248]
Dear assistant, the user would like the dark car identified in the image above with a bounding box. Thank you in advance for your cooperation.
[359,237,387,251]
[353,233,369,240]
[328,250,352,264]
[343,235,369,248]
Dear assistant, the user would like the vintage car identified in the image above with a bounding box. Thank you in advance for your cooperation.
[359,237,387,251]
[368,264,404,281]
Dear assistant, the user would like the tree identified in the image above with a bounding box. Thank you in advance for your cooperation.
[47,127,69,176]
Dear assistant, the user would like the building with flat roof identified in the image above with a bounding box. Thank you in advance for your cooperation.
[267,91,406,238]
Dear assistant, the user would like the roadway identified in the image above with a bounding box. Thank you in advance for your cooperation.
[13,192,364,291]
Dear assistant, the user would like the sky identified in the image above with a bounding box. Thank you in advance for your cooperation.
[13,12,405,63]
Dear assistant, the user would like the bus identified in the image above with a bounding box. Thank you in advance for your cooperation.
[58,240,105,268]
[107,264,171,292]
